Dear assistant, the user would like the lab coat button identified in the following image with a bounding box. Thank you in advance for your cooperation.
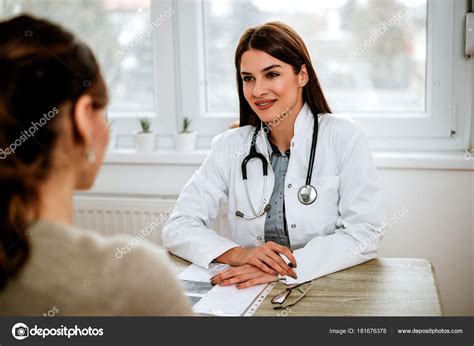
[291,224,296,229]
[287,183,292,188]
[257,236,263,241]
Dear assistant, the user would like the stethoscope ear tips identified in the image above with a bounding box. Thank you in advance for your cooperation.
[235,205,270,218]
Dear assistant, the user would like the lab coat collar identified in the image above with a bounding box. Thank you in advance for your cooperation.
[262,124,290,157]
[256,103,315,159]
[294,103,314,136]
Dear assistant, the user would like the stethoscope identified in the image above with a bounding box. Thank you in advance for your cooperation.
[235,115,319,219]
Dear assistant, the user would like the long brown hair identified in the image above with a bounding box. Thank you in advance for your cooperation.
[235,21,331,127]
[0,14,108,289]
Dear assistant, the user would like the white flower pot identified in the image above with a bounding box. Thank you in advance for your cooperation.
[135,133,155,152]
[175,132,197,153]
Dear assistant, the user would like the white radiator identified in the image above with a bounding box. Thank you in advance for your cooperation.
[72,195,229,246]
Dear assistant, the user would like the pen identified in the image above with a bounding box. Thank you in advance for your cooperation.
[279,253,294,268]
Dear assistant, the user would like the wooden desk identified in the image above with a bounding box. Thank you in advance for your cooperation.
[167,255,442,316]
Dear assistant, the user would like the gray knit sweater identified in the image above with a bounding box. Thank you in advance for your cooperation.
[0,220,192,316]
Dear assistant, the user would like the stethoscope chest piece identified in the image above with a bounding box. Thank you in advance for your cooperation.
[238,114,320,217]
[297,184,317,205]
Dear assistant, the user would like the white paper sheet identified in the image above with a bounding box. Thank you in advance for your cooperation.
[278,247,316,285]
[178,263,216,281]
[178,264,270,316]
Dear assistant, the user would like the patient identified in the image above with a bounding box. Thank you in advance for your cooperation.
[0,15,192,316]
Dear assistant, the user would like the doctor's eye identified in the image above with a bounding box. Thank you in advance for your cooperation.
[266,72,280,79]
[242,75,254,82]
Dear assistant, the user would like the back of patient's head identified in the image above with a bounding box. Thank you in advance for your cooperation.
[0,14,108,290]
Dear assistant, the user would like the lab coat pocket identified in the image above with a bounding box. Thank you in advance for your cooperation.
[301,175,341,237]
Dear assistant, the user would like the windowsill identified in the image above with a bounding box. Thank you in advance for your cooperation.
[374,151,474,170]
[104,149,474,170]
[105,149,209,165]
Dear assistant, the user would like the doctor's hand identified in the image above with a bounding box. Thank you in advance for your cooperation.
[210,264,278,289]
[215,242,297,279]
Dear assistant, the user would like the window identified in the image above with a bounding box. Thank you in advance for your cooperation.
[1,0,178,144]
[174,0,471,151]
[1,0,471,151]
[2,0,155,115]
[203,0,426,114]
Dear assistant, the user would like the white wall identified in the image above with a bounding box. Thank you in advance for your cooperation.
[377,168,473,316]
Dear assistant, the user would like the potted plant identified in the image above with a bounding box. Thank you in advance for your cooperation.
[175,117,197,152]
[135,118,155,152]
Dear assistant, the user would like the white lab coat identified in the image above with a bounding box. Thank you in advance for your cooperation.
[162,103,385,284]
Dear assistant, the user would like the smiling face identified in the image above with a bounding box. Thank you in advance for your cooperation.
[240,49,308,123]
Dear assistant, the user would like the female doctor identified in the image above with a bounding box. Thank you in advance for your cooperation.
[162,22,385,288]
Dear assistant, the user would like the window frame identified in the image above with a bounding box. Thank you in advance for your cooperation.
[171,0,472,151]
[1,0,471,152]
[0,0,179,146]
[107,0,178,144]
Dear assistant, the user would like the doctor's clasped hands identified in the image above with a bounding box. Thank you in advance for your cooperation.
[211,241,298,288]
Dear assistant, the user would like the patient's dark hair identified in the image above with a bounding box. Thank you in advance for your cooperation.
[235,21,331,127]
[0,14,108,289]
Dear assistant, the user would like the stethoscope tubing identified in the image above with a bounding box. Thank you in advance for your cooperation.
[305,115,318,186]
[237,114,319,218]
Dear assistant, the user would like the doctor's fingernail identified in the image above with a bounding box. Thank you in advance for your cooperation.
[288,263,294,268]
